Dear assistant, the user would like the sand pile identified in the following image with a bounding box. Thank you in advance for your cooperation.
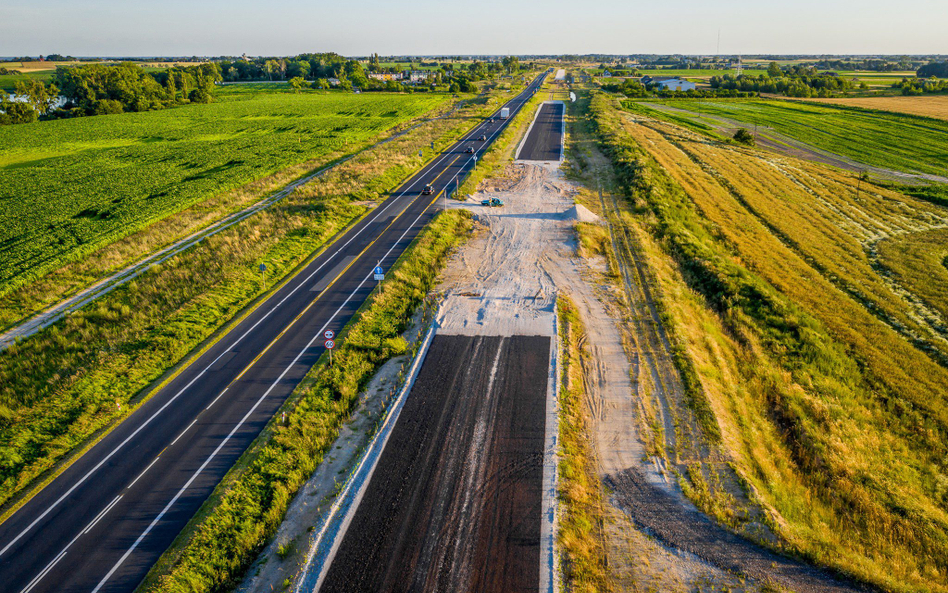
[564,204,600,223]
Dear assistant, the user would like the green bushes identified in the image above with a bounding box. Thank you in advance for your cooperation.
[145,209,472,593]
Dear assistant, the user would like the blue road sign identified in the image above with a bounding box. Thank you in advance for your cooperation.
[374,266,383,275]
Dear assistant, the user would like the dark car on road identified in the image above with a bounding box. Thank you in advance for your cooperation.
[422,184,433,195]
[465,146,475,154]
[478,134,487,141]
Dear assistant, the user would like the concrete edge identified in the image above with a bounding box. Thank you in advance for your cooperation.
[540,295,561,593]
[293,308,440,593]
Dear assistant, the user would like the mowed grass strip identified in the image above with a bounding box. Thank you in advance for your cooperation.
[649,98,948,176]
[0,92,492,513]
[591,91,948,592]
[0,92,447,298]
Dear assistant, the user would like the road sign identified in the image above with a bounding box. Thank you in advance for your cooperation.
[324,339,335,349]
[373,266,384,281]
[259,263,266,272]
[324,330,334,340]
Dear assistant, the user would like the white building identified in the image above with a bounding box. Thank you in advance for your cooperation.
[644,77,696,92]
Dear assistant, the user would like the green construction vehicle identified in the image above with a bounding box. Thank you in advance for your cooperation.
[480,197,504,207]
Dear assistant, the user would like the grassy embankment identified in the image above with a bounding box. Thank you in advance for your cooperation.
[557,295,612,592]
[624,98,948,177]
[589,90,948,592]
[143,209,473,593]
[0,91,503,516]
[0,92,448,303]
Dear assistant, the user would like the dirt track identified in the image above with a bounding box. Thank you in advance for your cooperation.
[320,334,549,593]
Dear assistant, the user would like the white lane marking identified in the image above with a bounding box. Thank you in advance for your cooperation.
[4,81,539,592]
[205,387,228,410]
[19,547,68,593]
[18,523,85,593]
[127,457,160,490]
[83,495,123,535]
[91,164,454,593]
[169,418,199,448]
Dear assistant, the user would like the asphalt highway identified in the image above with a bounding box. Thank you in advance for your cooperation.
[517,101,564,161]
[0,71,549,593]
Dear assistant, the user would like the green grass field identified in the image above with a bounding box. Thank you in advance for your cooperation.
[0,70,54,90]
[639,99,948,176]
[0,92,448,298]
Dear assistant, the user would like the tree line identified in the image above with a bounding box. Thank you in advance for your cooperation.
[1,62,221,125]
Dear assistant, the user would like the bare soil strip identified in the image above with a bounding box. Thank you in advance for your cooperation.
[319,334,549,593]
[607,468,871,593]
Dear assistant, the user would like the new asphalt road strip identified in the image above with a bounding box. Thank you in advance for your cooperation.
[0,72,550,593]
[516,102,564,162]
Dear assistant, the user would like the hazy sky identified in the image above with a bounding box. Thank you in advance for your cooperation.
[2,0,946,57]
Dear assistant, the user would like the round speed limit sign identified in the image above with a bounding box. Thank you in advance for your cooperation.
[324,339,335,350]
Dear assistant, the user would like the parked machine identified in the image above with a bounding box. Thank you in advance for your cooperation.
[480,197,504,207]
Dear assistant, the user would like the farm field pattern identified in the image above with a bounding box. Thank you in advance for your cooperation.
[0,92,447,297]
[792,94,948,121]
[648,99,948,176]
[614,108,948,590]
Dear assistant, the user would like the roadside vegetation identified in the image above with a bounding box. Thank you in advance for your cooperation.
[557,295,612,593]
[0,92,447,300]
[142,209,473,593]
[587,89,948,592]
[0,91,501,516]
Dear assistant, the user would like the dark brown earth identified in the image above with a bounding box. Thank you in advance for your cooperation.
[320,334,550,593]
[607,468,875,593]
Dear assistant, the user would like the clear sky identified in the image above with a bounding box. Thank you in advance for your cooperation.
[2,0,946,57]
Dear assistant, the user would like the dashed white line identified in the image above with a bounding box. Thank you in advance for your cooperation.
[127,457,160,490]
[169,418,199,448]
[206,387,228,410]
[83,495,123,535]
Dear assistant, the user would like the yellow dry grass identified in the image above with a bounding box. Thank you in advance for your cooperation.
[788,95,948,121]
[613,110,948,591]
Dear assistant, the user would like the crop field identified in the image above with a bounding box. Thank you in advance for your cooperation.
[636,98,948,176]
[592,92,948,591]
[0,92,448,298]
[789,94,948,121]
